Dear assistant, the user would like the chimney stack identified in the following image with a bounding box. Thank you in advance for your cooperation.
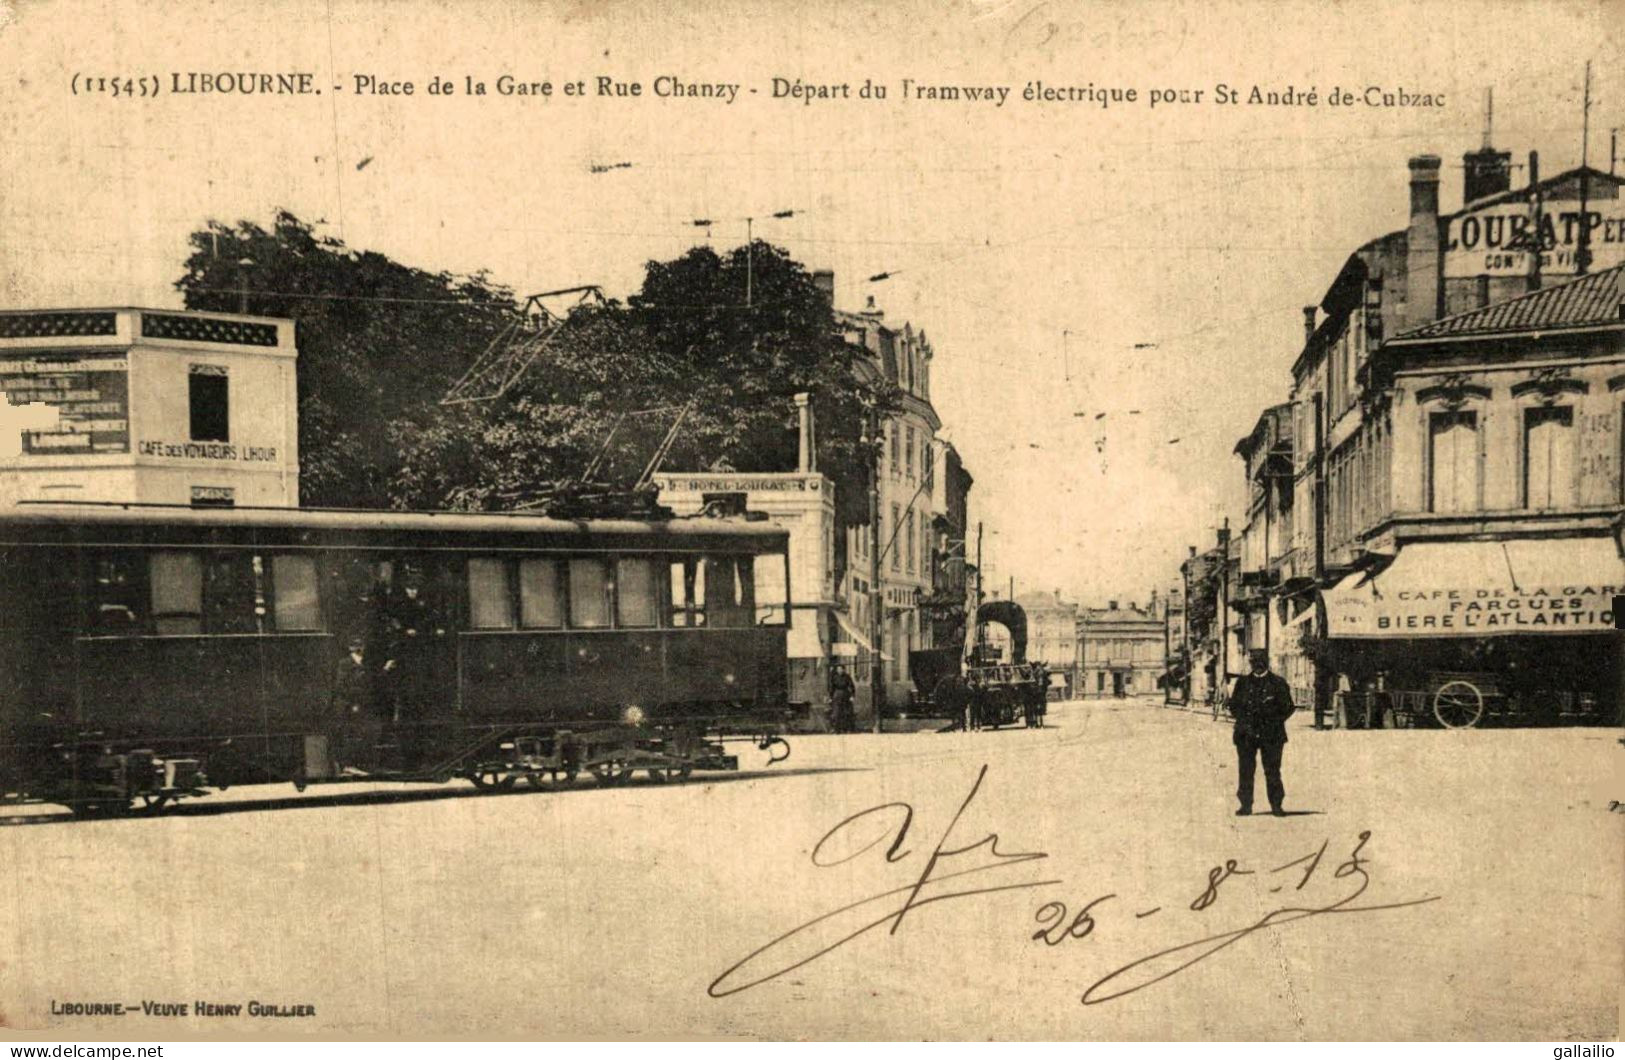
[812,270,834,306]
[1302,306,1317,345]
[1462,146,1512,204]
[794,392,815,474]
[1108,599,1118,610]
[1405,155,1443,329]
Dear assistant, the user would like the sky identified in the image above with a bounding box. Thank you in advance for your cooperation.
[1,0,1619,607]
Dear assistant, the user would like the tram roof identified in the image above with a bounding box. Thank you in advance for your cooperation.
[0,501,789,541]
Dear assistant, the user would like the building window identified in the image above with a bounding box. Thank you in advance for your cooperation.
[188,365,229,442]
[1523,405,1576,509]
[891,505,902,570]
[890,615,901,681]
[1427,410,1479,513]
[905,427,915,479]
[890,422,900,472]
[905,510,915,573]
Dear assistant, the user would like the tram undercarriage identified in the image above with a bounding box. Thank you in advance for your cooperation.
[4,719,789,817]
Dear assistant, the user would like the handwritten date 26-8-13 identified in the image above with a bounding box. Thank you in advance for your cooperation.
[1040,830,1442,1005]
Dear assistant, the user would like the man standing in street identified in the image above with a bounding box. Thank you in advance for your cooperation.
[1230,648,1296,816]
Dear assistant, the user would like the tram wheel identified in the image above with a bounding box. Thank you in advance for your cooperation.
[591,761,634,786]
[470,770,517,792]
[128,793,170,815]
[1432,680,1485,729]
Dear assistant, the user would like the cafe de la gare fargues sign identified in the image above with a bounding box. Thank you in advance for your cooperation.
[1324,579,1620,638]
[1445,195,1625,278]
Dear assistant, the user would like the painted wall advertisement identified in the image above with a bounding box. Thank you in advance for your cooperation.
[1445,194,1625,278]
[1324,574,1620,637]
[0,354,130,454]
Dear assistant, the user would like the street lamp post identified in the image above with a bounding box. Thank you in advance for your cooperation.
[689,209,798,309]
[868,405,884,733]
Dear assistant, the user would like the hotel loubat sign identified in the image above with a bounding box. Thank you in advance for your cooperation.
[1445,197,1625,278]
[0,354,130,454]
[654,476,821,492]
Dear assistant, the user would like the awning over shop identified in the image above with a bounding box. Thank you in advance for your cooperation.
[1320,537,1623,639]
[831,608,892,660]
[788,615,823,659]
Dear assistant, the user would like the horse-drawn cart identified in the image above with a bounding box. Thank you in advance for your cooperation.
[1335,670,1605,729]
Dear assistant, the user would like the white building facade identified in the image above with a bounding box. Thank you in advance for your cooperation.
[0,308,299,508]
[834,293,949,715]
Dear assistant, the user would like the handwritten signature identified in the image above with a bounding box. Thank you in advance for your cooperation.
[709,764,1441,1004]
[708,763,1059,997]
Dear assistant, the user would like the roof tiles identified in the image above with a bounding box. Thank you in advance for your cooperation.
[1395,263,1625,341]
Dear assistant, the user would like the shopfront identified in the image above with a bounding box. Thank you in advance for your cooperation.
[1320,536,1622,725]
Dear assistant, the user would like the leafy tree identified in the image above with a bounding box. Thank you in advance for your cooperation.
[624,241,899,526]
[175,211,518,506]
[178,215,896,524]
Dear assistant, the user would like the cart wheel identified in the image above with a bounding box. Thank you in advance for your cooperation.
[1432,680,1485,729]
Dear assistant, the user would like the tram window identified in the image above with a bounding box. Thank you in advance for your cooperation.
[753,553,789,627]
[567,558,610,629]
[203,552,260,634]
[669,558,702,627]
[271,555,323,632]
[518,558,563,629]
[704,556,752,628]
[88,552,149,633]
[0,548,78,633]
[468,558,515,630]
[614,557,658,628]
[150,551,203,635]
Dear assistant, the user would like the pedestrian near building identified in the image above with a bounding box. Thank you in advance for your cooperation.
[1230,648,1296,816]
[830,665,856,733]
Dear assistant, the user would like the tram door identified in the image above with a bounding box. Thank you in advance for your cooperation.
[325,553,459,768]
[380,555,458,765]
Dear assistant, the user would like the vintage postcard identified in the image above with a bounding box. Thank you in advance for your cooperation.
[0,0,1620,1043]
